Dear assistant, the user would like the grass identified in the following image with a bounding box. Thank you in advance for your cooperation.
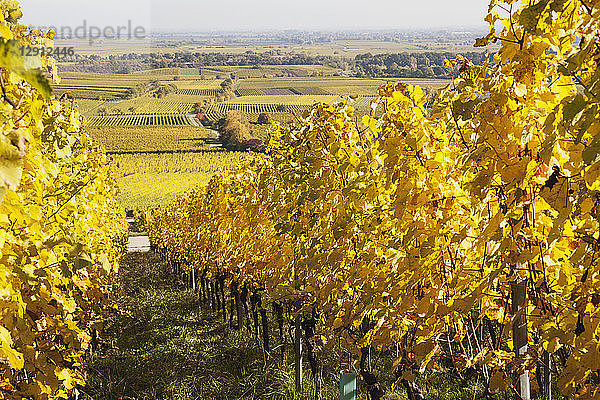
[82,252,339,400]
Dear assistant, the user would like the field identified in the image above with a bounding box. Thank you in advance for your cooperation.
[237,77,449,95]
[176,89,220,96]
[16,1,589,398]
[97,94,211,115]
[53,72,159,100]
[65,71,449,126]
[88,126,213,153]
[203,94,381,123]
[201,64,340,78]
[86,114,195,128]
[109,152,245,208]
[166,79,223,89]
[75,99,108,117]
[52,37,490,58]
[66,68,447,207]
[204,104,310,123]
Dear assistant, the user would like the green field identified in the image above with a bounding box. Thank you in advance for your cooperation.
[53,72,159,100]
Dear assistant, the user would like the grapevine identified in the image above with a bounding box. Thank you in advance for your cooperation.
[0,1,127,399]
[149,1,600,399]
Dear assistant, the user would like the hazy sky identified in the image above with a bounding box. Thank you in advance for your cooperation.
[20,0,489,32]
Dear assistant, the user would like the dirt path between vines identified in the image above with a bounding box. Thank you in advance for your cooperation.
[81,251,298,400]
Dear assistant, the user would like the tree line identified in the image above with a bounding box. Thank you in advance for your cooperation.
[57,50,490,79]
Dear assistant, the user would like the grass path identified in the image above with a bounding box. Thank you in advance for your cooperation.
[81,251,490,400]
[81,251,302,400]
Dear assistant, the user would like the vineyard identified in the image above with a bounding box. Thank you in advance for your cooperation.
[291,86,333,95]
[86,114,194,128]
[168,79,223,89]
[179,68,201,75]
[87,126,212,153]
[147,3,600,400]
[135,67,181,75]
[235,88,266,96]
[177,88,221,96]
[110,152,245,208]
[3,0,600,399]
[203,103,312,122]
[203,95,379,123]
[52,72,156,100]
[96,94,204,115]
[261,88,298,95]
[202,65,339,79]
[124,101,193,114]
[236,77,450,97]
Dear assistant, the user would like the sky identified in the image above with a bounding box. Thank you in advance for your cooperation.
[20,0,489,32]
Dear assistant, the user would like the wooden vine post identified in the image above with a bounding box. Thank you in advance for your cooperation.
[542,350,551,400]
[294,307,303,393]
[511,278,530,400]
[294,261,302,393]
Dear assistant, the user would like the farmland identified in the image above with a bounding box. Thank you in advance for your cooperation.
[86,114,195,128]
[96,94,210,115]
[203,104,311,123]
[109,152,246,208]
[235,76,449,96]
[26,11,587,399]
[53,72,159,99]
[60,67,449,207]
[167,79,222,89]
[87,126,213,153]
[176,89,220,96]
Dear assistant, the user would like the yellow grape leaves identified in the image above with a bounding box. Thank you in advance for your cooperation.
[0,2,127,399]
[0,39,51,100]
[0,127,28,201]
[148,1,600,399]
[0,325,23,369]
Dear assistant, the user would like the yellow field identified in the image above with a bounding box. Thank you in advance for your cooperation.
[227,94,341,105]
[53,72,158,100]
[100,93,209,115]
[75,99,107,116]
[88,126,212,152]
[110,152,246,209]
[162,79,223,90]
[236,76,449,96]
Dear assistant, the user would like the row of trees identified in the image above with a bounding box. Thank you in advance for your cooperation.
[148,2,600,400]
[354,51,489,78]
[58,50,489,78]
